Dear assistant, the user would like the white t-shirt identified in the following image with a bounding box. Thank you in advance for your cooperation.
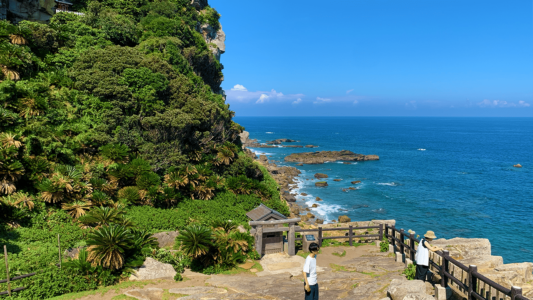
[303,255,317,285]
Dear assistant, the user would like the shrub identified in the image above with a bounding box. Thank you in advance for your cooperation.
[403,263,416,280]
[380,235,390,252]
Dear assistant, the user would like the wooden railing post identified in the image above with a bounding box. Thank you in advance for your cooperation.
[348,225,353,246]
[511,286,523,300]
[318,227,323,247]
[3,245,11,296]
[379,224,383,240]
[399,229,405,255]
[409,233,415,261]
[441,250,449,288]
[467,265,478,300]
[391,225,396,251]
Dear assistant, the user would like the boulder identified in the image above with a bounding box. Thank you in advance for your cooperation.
[296,163,303,166]
[348,187,357,190]
[387,278,432,300]
[236,225,247,234]
[151,231,179,248]
[129,257,177,281]
[311,204,319,208]
[351,181,362,184]
[305,145,318,148]
[315,181,328,187]
[333,179,342,182]
[459,255,503,272]
[338,215,351,223]
[431,238,492,260]
[301,192,308,196]
[301,215,310,222]
[64,246,85,259]
[314,173,329,179]
[306,212,315,219]
[316,197,322,201]
[494,263,533,283]
[343,162,351,164]
[290,206,300,215]
[315,219,324,224]
[283,194,297,202]
[514,164,522,168]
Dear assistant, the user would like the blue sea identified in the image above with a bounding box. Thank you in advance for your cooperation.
[234,117,533,264]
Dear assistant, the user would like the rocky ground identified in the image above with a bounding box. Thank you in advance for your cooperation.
[284,150,379,164]
[66,244,424,300]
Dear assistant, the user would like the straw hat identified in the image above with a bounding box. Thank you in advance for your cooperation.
[424,230,437,239]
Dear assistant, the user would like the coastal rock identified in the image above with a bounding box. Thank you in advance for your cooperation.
[333,179,342,181]
[266,138,296,145]
[315,181,328,187]
[315,219,324,224]
[129,257,176,281]
[290,206,300,215]
[301,192,308,196]
[348,187,357,190]
[284,145,304,148]
[513,164,522,168]
[239,131,250,145]
[494,263,533,283]
[387,279,432,300]
[351,181,362,184]
[151,231,179,248]
[285,150,379,164]
[431,238,492,259]
[342,188,348,192]
[301,215,310,222]
[305,145,318,148]
[459,255,503,272]
[314,173,329,179]
[312,204,319,208]
[283,194,297,202]
[338,215,351,223]
[343,162,351,164]
[296,163,303,166]
[316,197,322,201]
[306,212,315,219]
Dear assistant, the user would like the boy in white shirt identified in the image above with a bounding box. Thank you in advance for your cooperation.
[303,242,320,300]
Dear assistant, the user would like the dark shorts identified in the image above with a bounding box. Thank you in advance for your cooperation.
[304,282,319,300]
[416,264,429,281]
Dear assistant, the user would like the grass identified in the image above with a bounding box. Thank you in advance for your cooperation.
[377,283,390,294]
[360,271,381,278]
[50,280,164,300]
[218,260,263,276]
[111,296,137,300]
[351,283,359,289]
[330,263,349,272]
[332,250,346,257]
[296,249,322,259]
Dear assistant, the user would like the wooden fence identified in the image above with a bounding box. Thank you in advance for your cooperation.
[295,224,384,247]
[385,225,529,300]
[1,234,62,296]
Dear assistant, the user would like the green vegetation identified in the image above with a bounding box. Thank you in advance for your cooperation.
[403,263,416,280]
[332,250,346,257]
[380,236,390,252]
[0,0,287,298]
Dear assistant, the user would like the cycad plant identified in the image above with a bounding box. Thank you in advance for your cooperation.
[86,225,132,270]
[62,200,92,218]
[176,224,213,259]
[79,206,123,228]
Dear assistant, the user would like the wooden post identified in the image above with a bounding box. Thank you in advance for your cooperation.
[57,234,61,269]
[288,223,295,256]
[399,229,405,255]
[318,227,322,247]
[379,224,383,240]
[511,286,523,300]
[3,245,11,296]
[441,250,449,288]
[256,226,263,256]
[348,225,353,246]
[467,265,478,300]
[409,233,415,261]
[391,225,396,251]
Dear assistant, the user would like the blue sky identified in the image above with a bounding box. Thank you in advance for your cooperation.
[211,0,533,117]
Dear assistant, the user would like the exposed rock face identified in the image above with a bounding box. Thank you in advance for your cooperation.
[314,173,329,179]
[283,194,297,202]
[352,180,362,184]
[64,246,85,259]
[514,164,522,168]
[239,131,250,145]
[338,215,351,223]
[3,0,56,23]
[190,0,208,10]
[129,257,177,281]
[315,181,328,187]
[285,150,379,164]
[305,145,319,148]
[333,179,342,181]
[494,263,533,283]
[387,279,433,300]
[124,288,164,300]
[266,138,297,144]
[151,231,179,248]
[431,238,491,260]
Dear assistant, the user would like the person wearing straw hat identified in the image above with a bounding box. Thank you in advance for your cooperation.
[415,230,443,281]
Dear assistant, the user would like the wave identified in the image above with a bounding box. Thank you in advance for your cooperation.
[377,182,400,186]
[266,132,274,134]
[417,148,426,151]
[249,148,274,156]
[372,208,386,213]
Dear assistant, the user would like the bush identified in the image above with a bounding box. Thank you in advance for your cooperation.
[380,236,390,252]
[403,263,416,280]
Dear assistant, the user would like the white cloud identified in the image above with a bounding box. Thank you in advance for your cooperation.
[256,94,270,104]
[314,97,331,104]
[477,99,531,108]
[226,85,304,104]
[230,84,248,91]
[292,98,302,105]
[346,89,354,94]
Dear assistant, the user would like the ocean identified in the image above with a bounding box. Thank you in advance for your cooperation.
[234,117,533,264]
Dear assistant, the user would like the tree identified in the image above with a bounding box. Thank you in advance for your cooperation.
[176,224,213,259]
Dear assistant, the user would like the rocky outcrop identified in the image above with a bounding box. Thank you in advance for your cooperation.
[266,138,297,144]
[305,145,319,148]
[431,238,492,260]
[333,179,342,181]
[314,173,328,179]
[351,180,362,184]
[151,231,179,248]
[129,257,176,281]
[338,215,351,223]
[285,150,379,164]
[514,164,522,168]
[315,181,328,187]
[387,279,433,300]
[190,0,208,10]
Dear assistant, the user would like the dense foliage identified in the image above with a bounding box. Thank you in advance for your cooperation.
[0,0,288,298]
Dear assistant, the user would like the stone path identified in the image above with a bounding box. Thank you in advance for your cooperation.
[69,245,414,300]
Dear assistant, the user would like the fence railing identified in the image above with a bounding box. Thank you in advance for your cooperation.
[295,224,383,247]
[385,225,529,300]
